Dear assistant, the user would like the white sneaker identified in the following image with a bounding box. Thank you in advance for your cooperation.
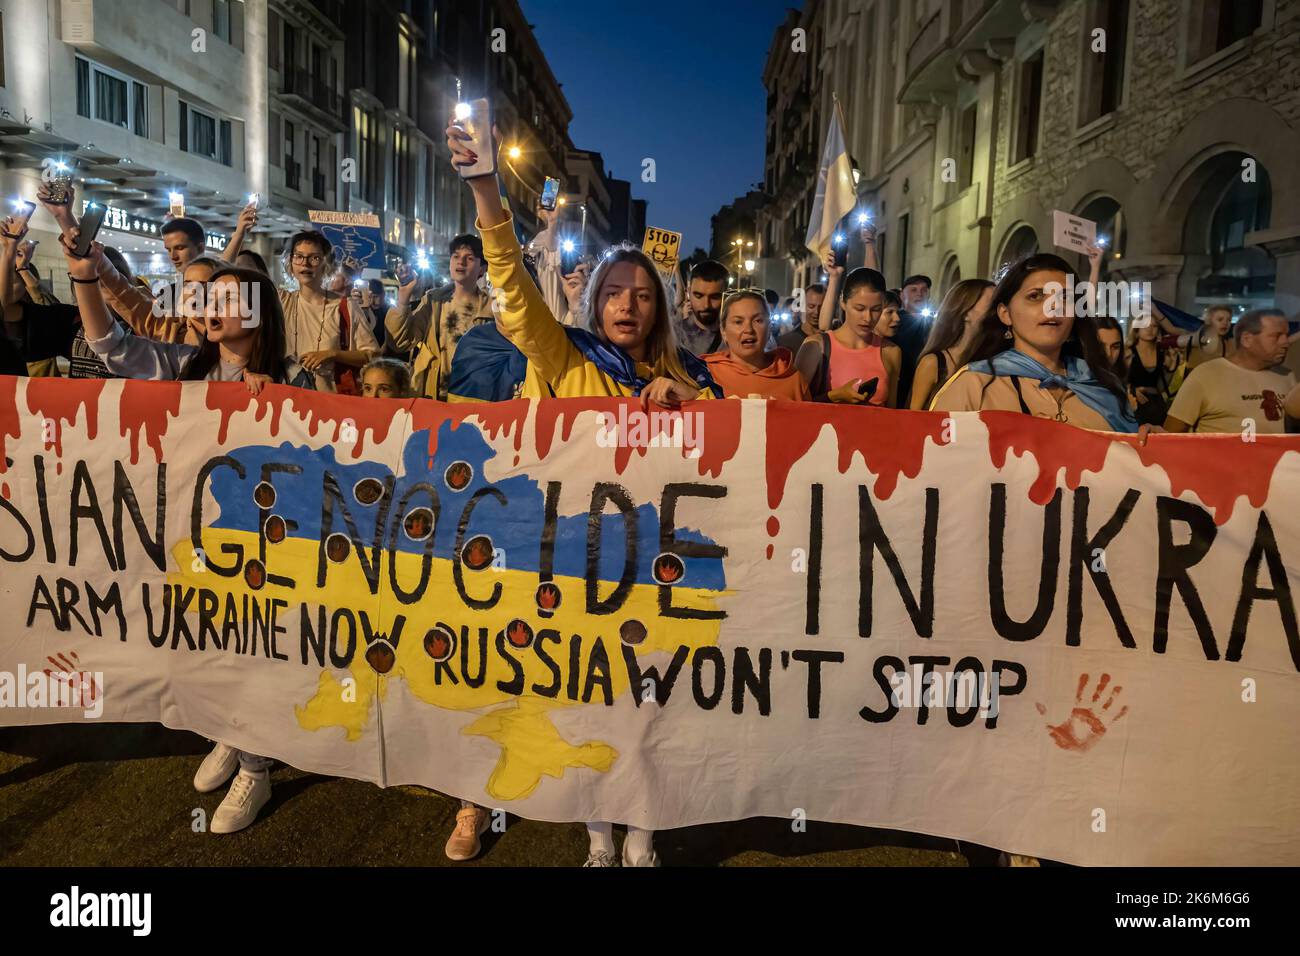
[210,769,271,834]
[622,846,660,867]
[193,742,240,793]
[582,850,620,867]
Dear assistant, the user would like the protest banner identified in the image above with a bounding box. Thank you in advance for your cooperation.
[307,211,385,269]
[1,377,1298,865]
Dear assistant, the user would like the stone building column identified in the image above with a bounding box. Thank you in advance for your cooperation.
[1249,227,1300,317]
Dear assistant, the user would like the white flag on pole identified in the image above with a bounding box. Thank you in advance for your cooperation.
[805,96,857,262]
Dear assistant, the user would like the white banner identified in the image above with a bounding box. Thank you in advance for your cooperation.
[2,377,1298,865]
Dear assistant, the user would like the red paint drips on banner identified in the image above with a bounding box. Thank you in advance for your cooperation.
[205,383,288,445]
[24,377,104,457]
[0,376,23,472]
[979,412,1298,525]
[280,390,403,458]
[119,380,183,464]
[1135,435,1296,525]
[981,411,1117,504]
[533,400,590,460]
[765,403,949,510]
[694,400,742,478]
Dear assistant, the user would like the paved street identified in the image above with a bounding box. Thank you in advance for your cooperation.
[0,723,973,867]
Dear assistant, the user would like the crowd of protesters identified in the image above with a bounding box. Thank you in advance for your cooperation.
[2,110,1299,865]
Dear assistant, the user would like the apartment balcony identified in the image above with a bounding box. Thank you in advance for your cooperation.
[898,0,1043,103]
[276,68,347,131]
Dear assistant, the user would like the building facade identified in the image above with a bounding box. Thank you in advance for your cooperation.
[267,0,346,261]
[0,0,265,290]
[0,0,646,294]
[757,0,1300,317]
[755,0,825,293]
[711,188,768,284]
[564,146,612,253]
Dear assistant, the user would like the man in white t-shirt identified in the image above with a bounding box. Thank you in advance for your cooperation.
[1166,309,1294,435]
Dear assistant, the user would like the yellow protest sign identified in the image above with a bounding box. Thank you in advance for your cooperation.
[642,226,682,275]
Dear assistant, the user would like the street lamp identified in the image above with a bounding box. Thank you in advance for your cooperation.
[731,237,754,276]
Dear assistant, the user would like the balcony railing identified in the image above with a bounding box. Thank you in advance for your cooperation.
[279,68,342,121]
[906,9,944,78]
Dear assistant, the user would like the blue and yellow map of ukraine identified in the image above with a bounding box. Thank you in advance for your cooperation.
[170,417,727,800]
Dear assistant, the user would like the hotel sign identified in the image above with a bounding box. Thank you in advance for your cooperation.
[80,200,228,251]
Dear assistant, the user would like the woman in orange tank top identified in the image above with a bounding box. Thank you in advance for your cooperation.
[793,257,900,407]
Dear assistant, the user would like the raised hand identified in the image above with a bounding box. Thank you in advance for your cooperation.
[446,118,477,170]
[234,203,258,235]
[0,214,28,248]
[823,248,844,278]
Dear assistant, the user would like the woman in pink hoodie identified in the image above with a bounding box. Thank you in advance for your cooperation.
[702,291,810,400]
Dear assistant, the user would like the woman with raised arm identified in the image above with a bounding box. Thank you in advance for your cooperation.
[57,228,293,833]
[446,118,717,408]
[447,113,717,869]
[908,279,994,410]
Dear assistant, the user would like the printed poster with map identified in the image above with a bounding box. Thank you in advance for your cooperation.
[308,211,386,269]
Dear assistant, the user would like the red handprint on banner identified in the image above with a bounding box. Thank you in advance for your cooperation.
[1035,673,1127,753]
[43,651,100,703]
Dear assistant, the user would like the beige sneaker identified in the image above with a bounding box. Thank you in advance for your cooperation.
[445,806,490,861]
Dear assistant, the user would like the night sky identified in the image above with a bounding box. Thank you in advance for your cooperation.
[520,0,799,255]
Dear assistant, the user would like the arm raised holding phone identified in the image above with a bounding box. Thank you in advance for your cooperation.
[448,107,714,403]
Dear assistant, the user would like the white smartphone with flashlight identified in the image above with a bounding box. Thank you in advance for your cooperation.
[455,99,496,179]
